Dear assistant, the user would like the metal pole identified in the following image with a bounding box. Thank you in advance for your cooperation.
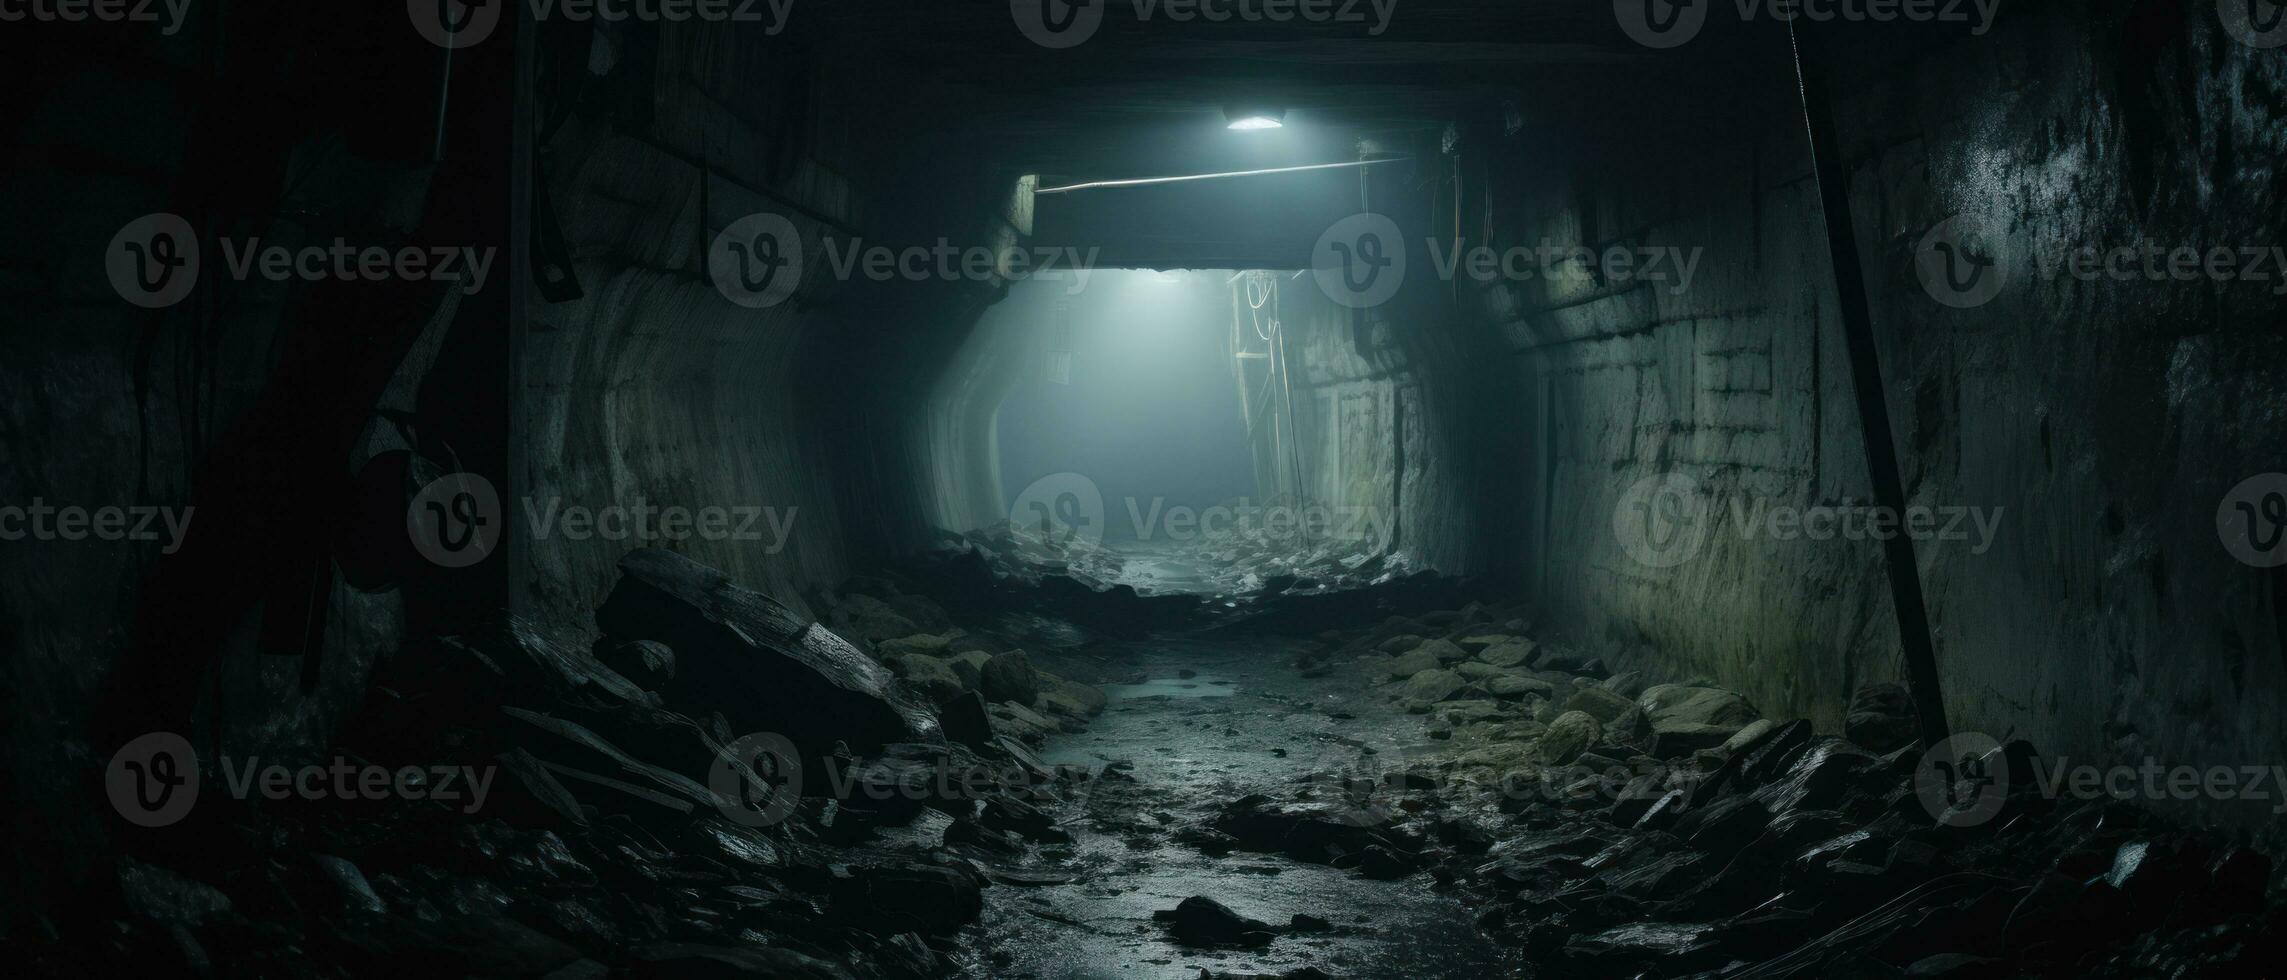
[1786,18,1951,749]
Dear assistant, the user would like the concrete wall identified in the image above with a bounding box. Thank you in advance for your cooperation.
[1471,7,2287,822]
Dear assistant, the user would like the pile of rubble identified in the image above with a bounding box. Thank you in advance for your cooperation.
[1171,606,2287,977]
[60,548,1114,978]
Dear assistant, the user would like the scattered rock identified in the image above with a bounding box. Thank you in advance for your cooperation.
[596,549,940,752]
[1154,896,1276,948]
[1387,648,1441,678]
[1539,711,1601,765]
[1477,642,1535,668]
[981,651,1041,706]
[1563,686,1636,724]
[1844,682,1918,754]
[594,638,677,689]
[1400,668,1467,704]
[879,633,953,658]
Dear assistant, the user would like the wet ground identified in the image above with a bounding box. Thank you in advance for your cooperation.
[964,634,1521,979]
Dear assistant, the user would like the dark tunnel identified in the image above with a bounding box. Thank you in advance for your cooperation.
[7,0,2287,976]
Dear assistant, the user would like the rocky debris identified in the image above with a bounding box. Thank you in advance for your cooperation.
[1036,673,1107,719]
[1152,896,1277,948]
[54,546,1144,980]
[595,638,677,690]
[1477,641,1535,668]
[979,650,1041,706]
[1398,668,1466,705]
[828,863,983,935]
[877,633,953,659]
[1537,711,1601,765]
[1845,682,1920,754]
[1385,646,1441,679]
[938,690,995,749]
[1562,686,1635,724]
[1487,673,1554,700]
[625,943,858,979]
[597,548,941,753]
[885,652,965,706]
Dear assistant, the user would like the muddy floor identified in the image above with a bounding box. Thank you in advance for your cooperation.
[965,635,1519,978]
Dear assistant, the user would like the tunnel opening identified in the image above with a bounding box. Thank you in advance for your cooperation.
[14,2,2287,978]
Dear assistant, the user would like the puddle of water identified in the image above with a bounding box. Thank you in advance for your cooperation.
[1103,677,1238,700]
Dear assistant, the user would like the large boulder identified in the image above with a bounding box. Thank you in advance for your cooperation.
[980,651,1041,706]
[1477,641,1535,668]
[1538,711,1602,765]
[1637,685,1758,759]
[596,549,939,753]
[1036,672,1107,719]
[1638,684,1758,728]
[878,634,952,659]
[888,654,964,706]
[594,638,676,690]
[1386,647,1441,679]
[1399,668,1467,704]
[1413,638,1470,664]
[831,594,920,642]
[1844,682,1918,753]
[1563,686,1636,724]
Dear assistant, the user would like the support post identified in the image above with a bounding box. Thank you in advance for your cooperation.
[1787,24,1952,749]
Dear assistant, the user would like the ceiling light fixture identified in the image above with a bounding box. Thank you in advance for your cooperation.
[1224,106,1285,131]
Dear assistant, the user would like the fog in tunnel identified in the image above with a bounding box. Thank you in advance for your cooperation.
[989,270,1262,544]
